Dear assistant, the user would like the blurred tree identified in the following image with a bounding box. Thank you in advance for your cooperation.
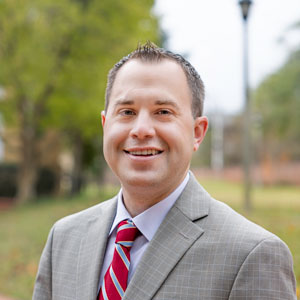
[0,0,160,203]
[254,48,300,163]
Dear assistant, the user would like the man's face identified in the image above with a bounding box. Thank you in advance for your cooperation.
[102,59,208,196]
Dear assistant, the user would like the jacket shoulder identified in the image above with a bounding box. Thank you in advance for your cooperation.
[53,196,117,235]
[205,197,288,251]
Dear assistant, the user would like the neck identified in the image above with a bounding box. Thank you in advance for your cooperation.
[121,173,188,217]
[121,187,171,217]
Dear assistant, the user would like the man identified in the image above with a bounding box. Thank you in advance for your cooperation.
[33,42,296,299]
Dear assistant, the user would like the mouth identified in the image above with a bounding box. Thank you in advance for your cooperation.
[124,149,163,156]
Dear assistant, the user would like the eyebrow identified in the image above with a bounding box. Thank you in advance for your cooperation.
[112,98,180,110]
[112,99,134,110]
[155,99,180,110]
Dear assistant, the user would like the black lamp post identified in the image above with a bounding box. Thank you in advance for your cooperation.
[239,0,252,212]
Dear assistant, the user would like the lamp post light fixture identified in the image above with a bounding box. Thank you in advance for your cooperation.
[239,0,252,20]
[239,0,252,212]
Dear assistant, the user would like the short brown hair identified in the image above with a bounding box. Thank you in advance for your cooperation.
[105,41,205,118]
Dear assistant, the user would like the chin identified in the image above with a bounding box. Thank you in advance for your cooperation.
[119,172,163,188]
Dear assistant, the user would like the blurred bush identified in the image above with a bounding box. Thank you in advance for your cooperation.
[0,163,17,197]
[0,163,57,198]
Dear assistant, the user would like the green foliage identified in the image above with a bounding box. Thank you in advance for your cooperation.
[0,0,160,137]
[254,48,300,158]
[0,181,299,299]
[0,0,161,200]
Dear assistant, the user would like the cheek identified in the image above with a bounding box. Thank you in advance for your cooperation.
[161,127,194,152]
[103,123,128,151]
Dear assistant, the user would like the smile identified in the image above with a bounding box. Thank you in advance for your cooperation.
[124,149,163,156]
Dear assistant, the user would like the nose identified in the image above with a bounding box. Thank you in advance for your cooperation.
[129,111,155,140]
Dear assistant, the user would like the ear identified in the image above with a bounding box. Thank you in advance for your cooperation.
[193,116,208,152]
[101,111,106,128]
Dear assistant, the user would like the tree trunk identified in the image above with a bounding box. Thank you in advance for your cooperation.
[70,133,83,196]
[17,160,38,204]
[16,100,39,204]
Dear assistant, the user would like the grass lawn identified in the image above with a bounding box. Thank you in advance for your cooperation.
[0,180,299,299]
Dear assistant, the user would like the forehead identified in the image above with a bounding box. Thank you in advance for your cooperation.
[109,59,191,104]
[115,58,186,80]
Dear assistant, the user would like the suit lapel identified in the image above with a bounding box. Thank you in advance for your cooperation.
[76,197,117,300]
[123,173,210,300]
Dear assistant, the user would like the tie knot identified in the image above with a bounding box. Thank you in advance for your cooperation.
[115,219,138,248]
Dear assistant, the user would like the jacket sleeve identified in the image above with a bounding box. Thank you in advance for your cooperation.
[229,236,297,299]
[32,226,55,300]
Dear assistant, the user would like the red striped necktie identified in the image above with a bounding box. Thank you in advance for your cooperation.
[99,219,139,300]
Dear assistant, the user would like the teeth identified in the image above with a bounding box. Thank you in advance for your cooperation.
[128,150,160,156]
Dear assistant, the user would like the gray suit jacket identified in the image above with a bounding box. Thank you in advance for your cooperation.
[33,173,296,299]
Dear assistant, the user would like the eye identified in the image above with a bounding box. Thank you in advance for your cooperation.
[156,109,172,115]
[120,109,135,116]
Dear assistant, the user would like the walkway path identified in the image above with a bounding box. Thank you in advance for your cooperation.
[0,295,15,300]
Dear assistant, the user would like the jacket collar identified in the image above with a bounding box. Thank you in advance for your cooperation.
[123,172,210,300]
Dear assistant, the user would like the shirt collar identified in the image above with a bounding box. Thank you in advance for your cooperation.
[110,173,190,241]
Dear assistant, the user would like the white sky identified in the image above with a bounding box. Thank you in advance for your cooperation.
[153,0,300,114]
